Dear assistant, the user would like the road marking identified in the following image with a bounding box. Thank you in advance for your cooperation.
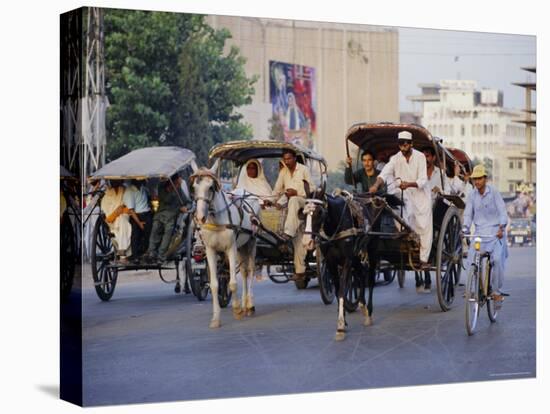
[489,372,532,377]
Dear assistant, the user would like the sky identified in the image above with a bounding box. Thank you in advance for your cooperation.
[398,27,536,112]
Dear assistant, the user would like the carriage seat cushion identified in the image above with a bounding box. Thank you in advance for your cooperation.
[259,207,288,234]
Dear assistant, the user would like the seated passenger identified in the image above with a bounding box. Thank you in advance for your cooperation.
[369,131,432,270]
[235,159,274,206]
[423,146,464,204]
[101,179,132,261]
[272,148,315,282]
[123,180,152,263]
[145,174,190,264]
[345,150,386,194]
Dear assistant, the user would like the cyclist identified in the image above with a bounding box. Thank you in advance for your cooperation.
[462,164,509,301]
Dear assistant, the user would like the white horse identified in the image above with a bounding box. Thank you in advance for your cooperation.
[190,161,260,328]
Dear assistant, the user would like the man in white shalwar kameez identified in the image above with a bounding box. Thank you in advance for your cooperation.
[423,146,464,204]
[101,180,132,258]
[369,131,433,268]
[412,147,464,292]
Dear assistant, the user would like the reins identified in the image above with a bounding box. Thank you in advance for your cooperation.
[305,196,364,243]
[193,172,260,235]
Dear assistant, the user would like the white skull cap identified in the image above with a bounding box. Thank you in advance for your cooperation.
[398,131,412,140]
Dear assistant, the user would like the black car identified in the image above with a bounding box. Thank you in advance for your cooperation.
[508,217,534,247]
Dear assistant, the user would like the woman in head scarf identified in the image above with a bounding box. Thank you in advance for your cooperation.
[236,159,273,200]
[100,179,132,260]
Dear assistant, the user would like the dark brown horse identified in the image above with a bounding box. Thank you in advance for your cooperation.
[302,192,373,340]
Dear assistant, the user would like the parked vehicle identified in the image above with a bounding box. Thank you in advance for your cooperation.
[508,217,534,247]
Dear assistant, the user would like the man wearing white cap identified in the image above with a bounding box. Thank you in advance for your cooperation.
[369,131,433,268]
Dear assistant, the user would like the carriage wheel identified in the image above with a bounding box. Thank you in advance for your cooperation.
[91,215,118,301]
[267,265,291,284]
[435,206,463,311]
[60,212,76,300]
[397,270,405,288]
[375,263,395,286]
[382,269,395,284]
[181,218,195,294]
[319,263,335,303]
[217,266,232,308]
[344,267,360,313]
[318,248,335,304]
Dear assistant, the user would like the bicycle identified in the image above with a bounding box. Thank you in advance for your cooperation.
[463,234,503,336]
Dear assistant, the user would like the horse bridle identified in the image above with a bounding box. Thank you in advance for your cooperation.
[194,179,261,233]
[304,195,366,243]
[303,198,330,241]
[194,185,217,216]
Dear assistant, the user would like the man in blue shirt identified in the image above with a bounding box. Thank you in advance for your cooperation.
[123,180,152,262]
[462,164,509,300]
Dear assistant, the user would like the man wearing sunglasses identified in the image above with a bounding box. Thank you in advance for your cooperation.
[369,131,432,270]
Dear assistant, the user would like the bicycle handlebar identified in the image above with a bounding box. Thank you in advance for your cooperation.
[462,234,497,239]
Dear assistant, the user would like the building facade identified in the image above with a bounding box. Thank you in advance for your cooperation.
[512,66,536,185]
[206,15,399,170]
[418,80,527,192]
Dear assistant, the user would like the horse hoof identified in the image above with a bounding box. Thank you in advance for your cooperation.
[246,307,255,317]
[364,317,373,327]
[335,331,346,341]
[209,320,221,329]
[174,284,181,294]
[233,309,244,320]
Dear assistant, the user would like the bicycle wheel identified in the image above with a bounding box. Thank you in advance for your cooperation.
[487,264,499,323]
[465,264,480,336]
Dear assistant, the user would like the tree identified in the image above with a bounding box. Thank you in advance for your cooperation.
[104,10,256,163]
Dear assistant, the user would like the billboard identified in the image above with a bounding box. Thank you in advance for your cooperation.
[269,60,316,149]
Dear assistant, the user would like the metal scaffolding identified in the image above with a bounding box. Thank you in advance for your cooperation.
[60,7,107,184]
[60,8,82,176]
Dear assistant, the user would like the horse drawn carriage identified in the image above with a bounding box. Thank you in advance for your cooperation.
[203,140,328,290]
[300,122,472,339]
[344,122,472,311]
[87,147,213,301]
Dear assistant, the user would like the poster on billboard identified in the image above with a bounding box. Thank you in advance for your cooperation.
[269,60,316,149]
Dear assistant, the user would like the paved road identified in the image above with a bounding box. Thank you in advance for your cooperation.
[76,246,536,406]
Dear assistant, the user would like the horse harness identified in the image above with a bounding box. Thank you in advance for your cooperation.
[191,169,259,237]
[304,196,365,244]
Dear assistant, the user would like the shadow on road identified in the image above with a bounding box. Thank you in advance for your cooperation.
[36,384,59,399]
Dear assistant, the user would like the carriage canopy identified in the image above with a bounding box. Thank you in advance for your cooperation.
[89,147,196,181]
[445,147,473,174]
[345,122,471,177]
[208,140,327,170]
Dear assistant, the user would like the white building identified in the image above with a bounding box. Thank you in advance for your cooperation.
[419,80,527,192]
